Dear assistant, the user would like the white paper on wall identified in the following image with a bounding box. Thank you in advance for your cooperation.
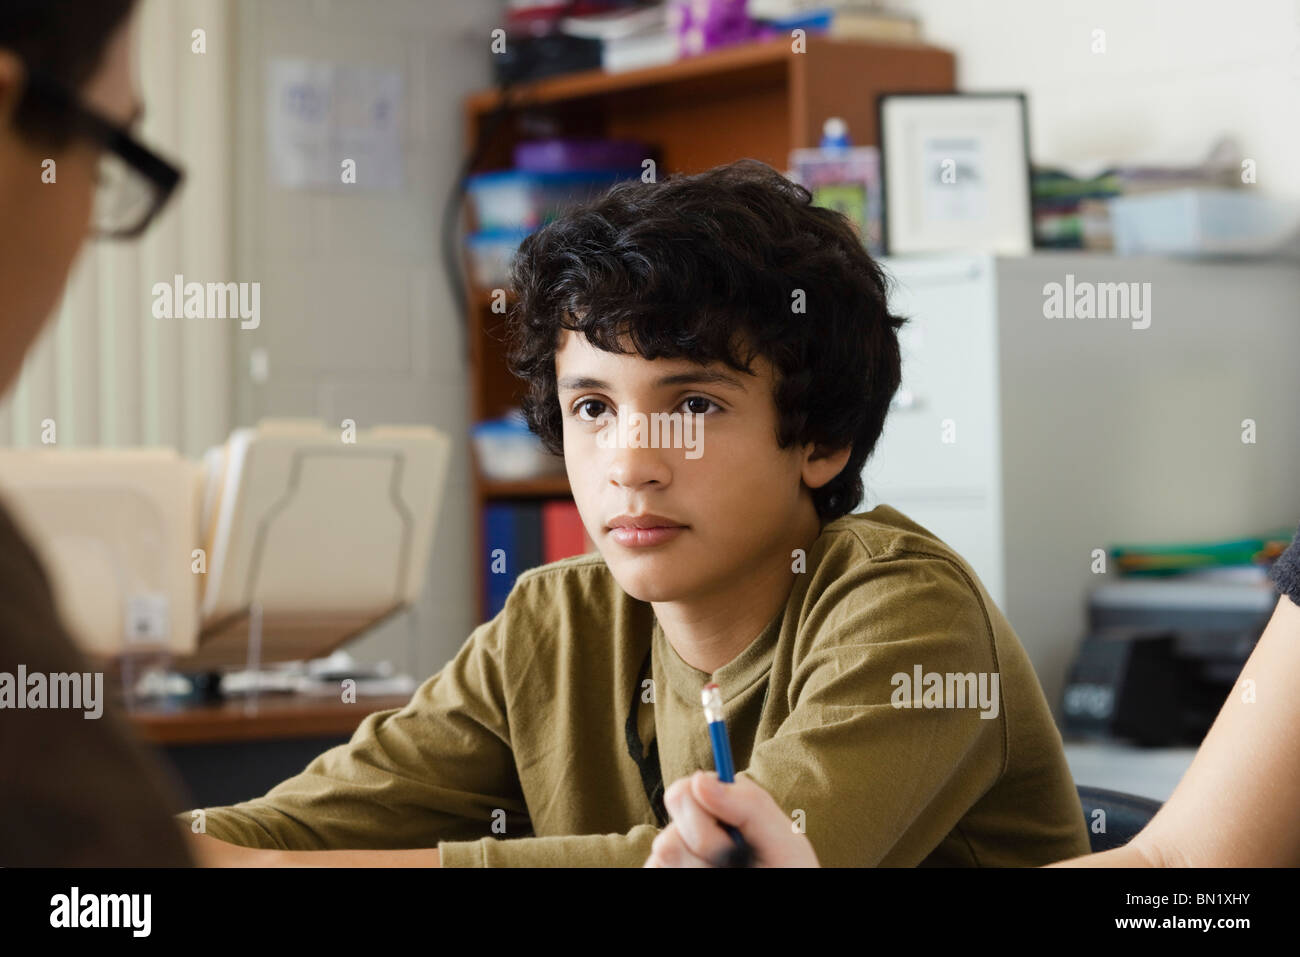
[266,58,404,190]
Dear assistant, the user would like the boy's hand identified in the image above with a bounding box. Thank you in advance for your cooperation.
[642,770,820,868]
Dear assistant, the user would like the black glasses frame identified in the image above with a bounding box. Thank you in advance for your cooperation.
[21,66,183,239]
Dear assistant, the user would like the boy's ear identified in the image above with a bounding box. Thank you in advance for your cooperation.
[801,442,853,490]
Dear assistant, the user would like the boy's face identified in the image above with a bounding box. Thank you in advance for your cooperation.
[555,328,819,605]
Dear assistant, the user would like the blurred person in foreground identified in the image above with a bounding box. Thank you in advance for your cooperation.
[0,0,192,865]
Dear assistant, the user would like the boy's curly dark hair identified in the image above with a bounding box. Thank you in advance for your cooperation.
[505,158,907,523]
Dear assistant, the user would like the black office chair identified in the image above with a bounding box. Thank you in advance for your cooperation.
[1076,785,1163,853]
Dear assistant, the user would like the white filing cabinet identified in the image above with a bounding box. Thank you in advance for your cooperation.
[857,251,1300,718]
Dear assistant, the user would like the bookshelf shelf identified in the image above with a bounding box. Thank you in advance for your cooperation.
[480,475,572,499]
[468,37,805,113]
[462,34,955,621]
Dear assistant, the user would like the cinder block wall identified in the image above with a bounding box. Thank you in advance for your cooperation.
[232,0,503,681]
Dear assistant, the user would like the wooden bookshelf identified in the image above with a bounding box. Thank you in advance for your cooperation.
[480,475,573,499]
[462,34,956,621]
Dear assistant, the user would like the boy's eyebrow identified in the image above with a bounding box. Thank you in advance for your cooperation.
[557,370,747,392]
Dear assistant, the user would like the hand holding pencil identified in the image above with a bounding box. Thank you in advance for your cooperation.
[643,681,820,868]
[643,770,821,868]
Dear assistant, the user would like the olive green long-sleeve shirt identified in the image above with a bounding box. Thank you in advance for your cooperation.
[191,504,1090,866]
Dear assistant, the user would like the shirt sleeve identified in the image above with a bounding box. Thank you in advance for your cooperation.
[737,551,1005,867]
[435,567,664,867]
[189,611,530,852]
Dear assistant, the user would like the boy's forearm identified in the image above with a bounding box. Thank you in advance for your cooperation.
[185,831,271,866]
[268,847,442,866]
[185,831,441,867]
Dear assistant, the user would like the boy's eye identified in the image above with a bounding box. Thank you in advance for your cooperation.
[571,396,718,420]
[681,396,718,415]
[575,399,608,421]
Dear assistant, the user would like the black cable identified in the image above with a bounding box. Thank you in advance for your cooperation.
[439,8,577,359]
[439,78,520,358]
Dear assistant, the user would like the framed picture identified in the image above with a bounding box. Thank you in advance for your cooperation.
[877,92,1034,255]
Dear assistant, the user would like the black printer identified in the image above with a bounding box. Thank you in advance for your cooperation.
[1061,575,1276,746]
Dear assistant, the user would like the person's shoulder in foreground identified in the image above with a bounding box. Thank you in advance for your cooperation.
[0,497,194,866]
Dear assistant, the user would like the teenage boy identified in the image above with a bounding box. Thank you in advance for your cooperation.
[186,159,1090,867]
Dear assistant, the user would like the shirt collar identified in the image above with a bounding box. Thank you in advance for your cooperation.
[651,606,783,706]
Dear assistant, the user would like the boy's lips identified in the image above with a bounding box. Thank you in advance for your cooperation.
[608,525,686,547]
[606,513,686,530]
[606,513,688,548]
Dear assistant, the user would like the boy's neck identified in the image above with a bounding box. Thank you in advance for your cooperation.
[653,507,825,675]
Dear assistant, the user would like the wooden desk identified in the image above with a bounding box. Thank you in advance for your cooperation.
[125,693,416,807]
[128,694,415,745]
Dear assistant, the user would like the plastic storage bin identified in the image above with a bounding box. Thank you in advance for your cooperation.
[465,228,530,288]
[471,410,566,482]
[466,168,641,232]
[1108,188,1300,257]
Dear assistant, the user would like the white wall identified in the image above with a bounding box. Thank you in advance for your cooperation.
[893,0,1300,191]
[233,0,501,681]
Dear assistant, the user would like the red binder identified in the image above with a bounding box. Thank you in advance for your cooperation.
[542,500,594,562]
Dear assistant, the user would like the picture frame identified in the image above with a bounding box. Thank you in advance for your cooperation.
[877,92,1035,255]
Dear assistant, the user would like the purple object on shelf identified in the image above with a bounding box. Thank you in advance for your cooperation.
[514,138,651,173]
[670,0,749,28]
[670,0,757,56]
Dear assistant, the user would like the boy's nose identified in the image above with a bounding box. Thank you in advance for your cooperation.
[605,418,672,490]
